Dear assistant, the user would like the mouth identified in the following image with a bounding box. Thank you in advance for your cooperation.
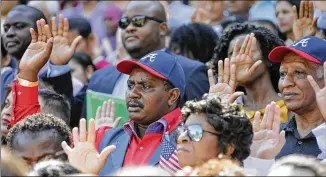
[127,102,143,112]
[177,146,189,153]
[282,92,298,99]
[6,41,19,48]
[125,36,138,42]
[2,119,10,126]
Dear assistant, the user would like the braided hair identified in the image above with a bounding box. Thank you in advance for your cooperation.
[169,22,218,63]
[212,23,284,92]
[181,96,253,162]
[7,113,72,150]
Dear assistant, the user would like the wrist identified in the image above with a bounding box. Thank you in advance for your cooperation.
[17,75,39,87]
[18,71,38,82]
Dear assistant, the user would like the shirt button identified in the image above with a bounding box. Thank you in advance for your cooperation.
[140,147,143,150]
[298,141,302,145]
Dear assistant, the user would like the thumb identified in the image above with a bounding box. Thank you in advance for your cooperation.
[71,36,82,52]
[112,117,122,128]
[61,141,72,155]
[248,60,262,76]
[99,145,116,165]
[275,130,286,151]
[227,91,244,104]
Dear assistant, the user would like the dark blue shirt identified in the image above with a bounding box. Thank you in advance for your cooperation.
[276,117,322,159]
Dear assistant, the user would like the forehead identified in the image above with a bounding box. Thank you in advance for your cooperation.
[276,1,293,9]
[12,129,63,152]
[4,10,35,25]
[185,113,206,125]
[124,2,157,18]
[281,52,316,68]
[129,67,163,83]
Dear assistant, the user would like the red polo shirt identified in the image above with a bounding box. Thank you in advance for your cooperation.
[95,108,182,166]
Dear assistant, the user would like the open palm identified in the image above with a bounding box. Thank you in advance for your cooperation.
[19,19,53,81]
[293,1,318,40]
[62,119,115,174]
[50,15,81,65]
[230,33,262,85]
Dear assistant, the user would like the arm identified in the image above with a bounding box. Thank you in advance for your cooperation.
[12,19,54,126]
[312,122,326,161]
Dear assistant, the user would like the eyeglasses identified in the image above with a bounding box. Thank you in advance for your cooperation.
[175,124,219,142]
[119,15,164,29]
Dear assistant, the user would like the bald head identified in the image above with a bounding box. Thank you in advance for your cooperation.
[126,1,167,22]
[11,5,47,24]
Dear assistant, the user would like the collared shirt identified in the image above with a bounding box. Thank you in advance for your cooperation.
[122,108,182,167]
[276,117,322,159]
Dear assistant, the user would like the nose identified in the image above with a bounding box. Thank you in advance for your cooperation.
[5,27,16,38]
[124,21,137,33]
[177,130,190,144]
[126,87,141,100]
[279,75,295,91]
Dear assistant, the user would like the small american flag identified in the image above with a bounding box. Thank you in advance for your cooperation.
[159,136,182,175]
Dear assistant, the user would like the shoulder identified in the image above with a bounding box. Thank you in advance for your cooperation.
[99,128,127,148]
[90,66,118,81]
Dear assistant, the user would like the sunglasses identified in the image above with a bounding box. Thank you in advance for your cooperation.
[119,15,164,29]
[175,124,219,142]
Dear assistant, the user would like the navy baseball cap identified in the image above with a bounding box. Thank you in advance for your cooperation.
[269,36,326,64]
[117,50,186,97]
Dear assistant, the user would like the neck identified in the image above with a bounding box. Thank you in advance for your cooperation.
[295,108,324,138]
[243,72,280,110]
[287,31,295,41]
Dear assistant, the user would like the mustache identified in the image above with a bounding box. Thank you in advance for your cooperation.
[127,99,144,108]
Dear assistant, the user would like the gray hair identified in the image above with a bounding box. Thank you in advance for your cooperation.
[316,64,324,80]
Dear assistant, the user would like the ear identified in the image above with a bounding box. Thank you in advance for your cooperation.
[225,144,235,157]
[168,88,180,107]
[159,22,168,37]
[85,65,95,80]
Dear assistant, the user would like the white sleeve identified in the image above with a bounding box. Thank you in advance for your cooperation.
[312,122,326,160]
[243,156,275,176]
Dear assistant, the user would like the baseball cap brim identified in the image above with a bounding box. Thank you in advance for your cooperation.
[268,46,322,64]
[117,60,167,80]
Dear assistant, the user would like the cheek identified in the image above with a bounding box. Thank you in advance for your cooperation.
[193,136,219,161]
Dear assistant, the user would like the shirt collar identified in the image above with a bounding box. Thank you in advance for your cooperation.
[283,116,316,139]
[123,107,182,137]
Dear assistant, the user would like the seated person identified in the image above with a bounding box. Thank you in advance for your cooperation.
[6,113,72,166]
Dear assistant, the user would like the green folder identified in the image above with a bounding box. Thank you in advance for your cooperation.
[86,90,129,128]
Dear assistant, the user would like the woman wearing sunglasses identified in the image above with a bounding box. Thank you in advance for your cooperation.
[177,96,253,168]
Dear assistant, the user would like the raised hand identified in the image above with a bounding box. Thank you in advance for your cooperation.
[191,6,210,24]
[208,58,243,104]
[50,14,82,65]
[230,33,262,85]
[293,1,318,41]
[250,102,286,159]
[95,100,122,130]
[62,119,116,174]
[307,62,326,120]
[19,19,53,81]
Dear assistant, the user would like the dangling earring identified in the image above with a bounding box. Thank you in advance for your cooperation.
[218,153,224,159]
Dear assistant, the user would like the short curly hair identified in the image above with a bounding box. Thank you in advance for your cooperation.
[181,96,253,162]
[6,113,72,150]
[212,23,284,92]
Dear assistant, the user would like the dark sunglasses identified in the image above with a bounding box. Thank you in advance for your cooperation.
[119,15,164,29]
[175,124,219,142]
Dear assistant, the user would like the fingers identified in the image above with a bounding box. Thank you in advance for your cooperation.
[248,36,256,59]
[218,60,224,83]
[227,92,244,104]
[110,101,115,119]
[232,39,240,58]
[304,1,309,18]
[239,34,249,55]
[101,101,107,118]
[308,1,314,19]
[253,111,261,133]
[51,16,58,36]
[208,69,215,87]
[245,33,254,55]
[112,117,122,128]
[87,119,96,143]
[99,145,116,165]
[58,14,64,36]
[266,102,276,130]
[63,18,69,38]
[106,101,112,118]
[307,75,321,93]
[223,58,230,84]
[72,127,79,145]
[61,141,72,154]
[312,17,318,30]
[299,1,304,18]
[43,38,54,58]
[272,105,281,134]
[293,5,298,21]
[96,106,101,120]
[276,131,286,151]
[36,20,42,41]
[261,104,270,130]
[229,64,236,90]
[44,24,52,40]
[79,119,87,142]
[30,28,37,43]
[70,36,82,52]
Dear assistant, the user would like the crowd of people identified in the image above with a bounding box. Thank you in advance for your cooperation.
[1,0,326,176]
